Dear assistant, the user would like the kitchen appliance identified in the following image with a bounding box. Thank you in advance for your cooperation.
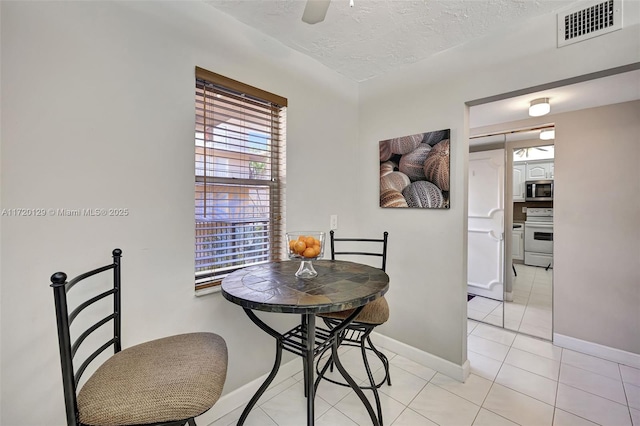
[525,208,553,268]
[526,180,554,201]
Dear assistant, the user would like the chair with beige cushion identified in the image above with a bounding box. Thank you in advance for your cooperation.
[50,249,228,426]
[316,230,390,425]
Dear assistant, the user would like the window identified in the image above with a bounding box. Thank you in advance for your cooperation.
[195,67,287,290]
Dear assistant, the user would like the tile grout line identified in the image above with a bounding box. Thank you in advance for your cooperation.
[476,322,542,426]
[478,326,634,413]
[387,374,432,425]
[619,362,635,425]
[245,313,636,426]
[482,323,557,425]
[551,346,564,426]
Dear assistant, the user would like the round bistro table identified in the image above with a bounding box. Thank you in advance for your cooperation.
[221,259,389,426]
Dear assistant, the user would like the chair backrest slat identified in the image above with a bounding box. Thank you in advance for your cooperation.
[74,338,118,387]
[330,231,388,272]
[69,288,117,324]
[66,263,117,293]
[50,248,123,426]
[71,313,118,358]
[333,251,383,257]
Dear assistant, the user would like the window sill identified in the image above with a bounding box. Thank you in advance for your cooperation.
[195,285,222,297]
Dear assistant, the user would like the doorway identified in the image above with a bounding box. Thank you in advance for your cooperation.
[465,66,640,345]
[467,130,554,341]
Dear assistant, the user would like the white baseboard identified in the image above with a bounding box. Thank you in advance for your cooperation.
[553,333,640,369]
[370,332,470,383]
[197,358,301,426]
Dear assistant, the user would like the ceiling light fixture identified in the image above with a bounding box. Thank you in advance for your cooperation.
[540,128,555,140]
[529,98,551,117]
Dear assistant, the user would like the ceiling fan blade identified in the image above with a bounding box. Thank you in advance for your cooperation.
[302,0,331,24]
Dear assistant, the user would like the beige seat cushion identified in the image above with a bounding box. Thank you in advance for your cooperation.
[77,332,228,426]
[319,296,389,325]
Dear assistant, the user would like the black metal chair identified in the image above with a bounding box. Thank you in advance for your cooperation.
[316,230,390,425]
[49,249,228,426]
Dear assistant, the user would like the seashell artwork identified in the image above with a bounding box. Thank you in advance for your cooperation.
[423,130,448,147]
[399,143,431,181]
[380,161,398,178]
[402,181,444,208]
[379,129,450,209]
[423,139,450,191]
[383,133,423,155]
[379,140,393,162]
[380,171,411,192]
[380,189,409,208]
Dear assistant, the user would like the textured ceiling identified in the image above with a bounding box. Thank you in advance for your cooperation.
[205,0,575,82]
[202,0,639,132]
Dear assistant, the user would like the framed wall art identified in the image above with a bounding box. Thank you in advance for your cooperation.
[379,129,450,209]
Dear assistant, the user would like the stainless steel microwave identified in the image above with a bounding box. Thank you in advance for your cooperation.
[526,180,553,201]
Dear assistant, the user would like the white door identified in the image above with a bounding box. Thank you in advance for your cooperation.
[468,149,505,301]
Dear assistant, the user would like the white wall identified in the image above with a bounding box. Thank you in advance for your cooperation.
[358,3,640,365]
[554,100,640,355]
[0,2,358,424]
[2,1,640,424]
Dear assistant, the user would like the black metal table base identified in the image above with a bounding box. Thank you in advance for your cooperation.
[238,307,380,426]
[314,323,389,425]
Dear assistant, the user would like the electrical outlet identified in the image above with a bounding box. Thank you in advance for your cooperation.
[522,207,527,213]
[330,215,338,230]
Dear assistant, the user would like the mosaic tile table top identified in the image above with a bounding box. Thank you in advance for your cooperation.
[221,260,389,314]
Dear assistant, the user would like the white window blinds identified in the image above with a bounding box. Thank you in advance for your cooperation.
[195,67,287,289]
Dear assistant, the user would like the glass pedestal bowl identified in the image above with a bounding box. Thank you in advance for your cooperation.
[286,231,325,278]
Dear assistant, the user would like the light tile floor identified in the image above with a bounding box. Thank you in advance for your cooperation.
[211,324,640,426]
[468,264,553,340]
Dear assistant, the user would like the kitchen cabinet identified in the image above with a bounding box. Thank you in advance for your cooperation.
[513,162,526,202]
[512,226,524,261]
[526,160,554,180]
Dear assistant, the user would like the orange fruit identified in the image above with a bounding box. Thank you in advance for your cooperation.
[303,247,316,258]
[305,236,316,246]
[289,240,296,252]
[294,240,307,254]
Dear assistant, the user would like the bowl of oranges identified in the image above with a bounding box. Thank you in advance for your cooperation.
[286,232,325,278]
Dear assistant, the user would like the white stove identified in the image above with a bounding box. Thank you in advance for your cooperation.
[524,208,553,268]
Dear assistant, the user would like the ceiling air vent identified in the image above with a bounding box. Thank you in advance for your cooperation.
[557,0,623,47]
